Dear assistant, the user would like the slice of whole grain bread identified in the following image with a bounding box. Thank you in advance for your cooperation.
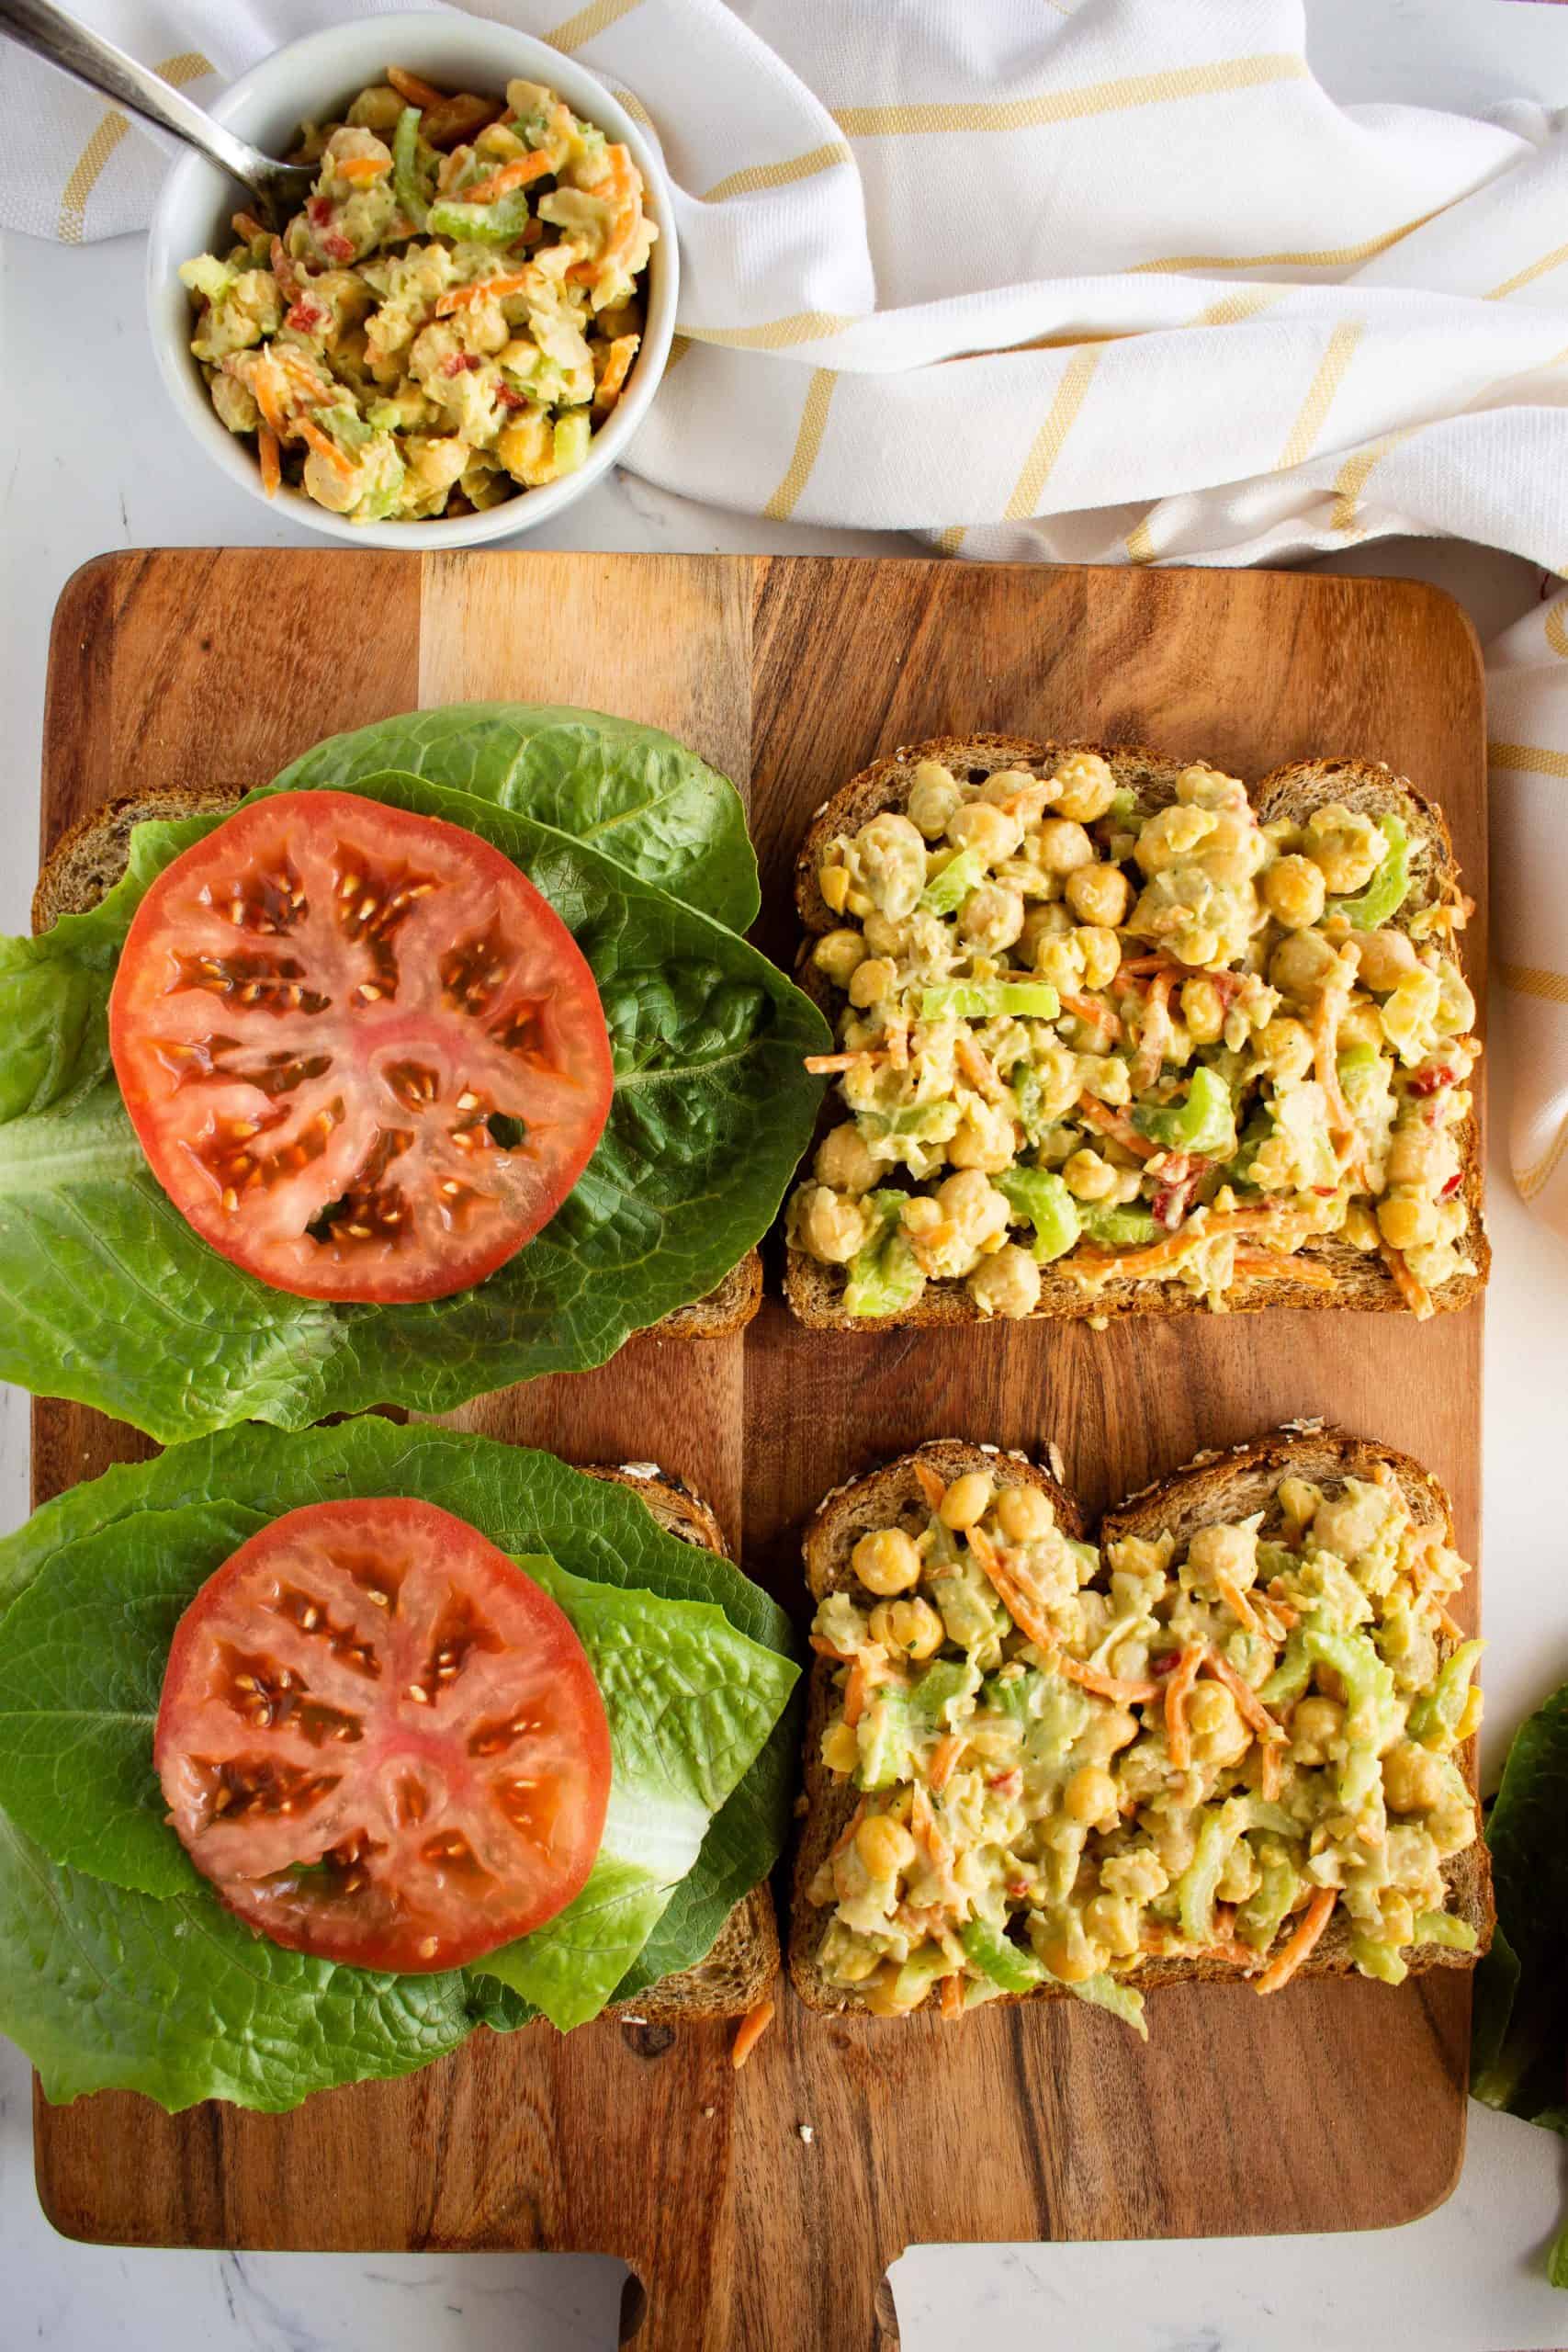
[584,1463,780,2024]
[785,737,1486,1331]
[33,786,761,1340]
[788,1430,1492,2020]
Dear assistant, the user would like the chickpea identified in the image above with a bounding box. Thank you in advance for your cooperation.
[1356,927,1417,993]
[1303,806,1383,895]
[959,881,1026,952]
[1084,1893,1141,1958]
[995,1484,1056,1544]
[1173,924,1223,969]
[1338,1000,1385,1052]
[1262,854,1327,931]
[1277,1476,1320,1528]
[1387,1124,1454,1190]
[852,1527,923,1595]
[968,1243,1043,1320]
[818,861,852,914]
[1078,1055,1132,1107]
[1254,1016,1314,1083]
[815,1124,880,1195]
[937,1169,1011,1249]
[1176,763,1248,813]
[1187,1680,1249,1765]
[846,956,895,1009]
[947,801,1022,866]
[1180,977,1225,1045]
[982,768,1055,822]
[1034,1936,1101,1985]
[862,910,908,957]
[948,1099,1018,1173]
[907,760,962,840]
[1378,1193,1439,1251]
[1063,1148,1118,1204]
[1076,926,1122,989]
[855,812,928,919]
[794,1185,868,1265]
[1382,1739,1445,1815]
[940,1472,994,1531]
[1052,751,1117,823]
[1429,1790,1476,1858]
[820,1720,860,1773]
[1026,1043,1084,1123]
[1269,929,1340,1000]
[1135,804,1217,875]
[831,1942,885,1986]
[1034,817,1097,876]
[1187,1521,1258,1589]
[1064,1763,1118,1825]
[812,928,866,989]
[869,1595,945,1661]
[1065,861,1131,929]
[1379,1891,1416,1948]
[1290,1694,1345,1766]
[858,1814,919,1881]
[1079,1706,1140,1762]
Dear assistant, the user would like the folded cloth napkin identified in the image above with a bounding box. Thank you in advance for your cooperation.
[4,0,1567,1232]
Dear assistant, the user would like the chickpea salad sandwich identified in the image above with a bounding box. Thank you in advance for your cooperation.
[787,737,1484,1329]
[179,68,655,522]
[791,1434,1491,2034]
[0,702,828,1442]
[0,1420,798,2111]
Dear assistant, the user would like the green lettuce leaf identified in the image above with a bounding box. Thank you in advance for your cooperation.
[272,702,759,932]
[0,1807,475,2114]
[0,772,826,1441]
[1472,1681,1568,2138]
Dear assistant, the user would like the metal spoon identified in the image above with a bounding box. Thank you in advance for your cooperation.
[0,0,316,220]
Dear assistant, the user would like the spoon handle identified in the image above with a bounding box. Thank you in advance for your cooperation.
[0,0,264,186]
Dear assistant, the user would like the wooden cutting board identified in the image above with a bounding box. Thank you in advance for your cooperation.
[30,550,1486,2346]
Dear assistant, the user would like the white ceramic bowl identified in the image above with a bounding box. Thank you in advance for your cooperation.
[146,10,676,548]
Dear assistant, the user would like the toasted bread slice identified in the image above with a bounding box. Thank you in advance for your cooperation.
[788,1430,1491,2020]
[785,738,1487,1331]
[584,1464,780,2024]
[31,786,761,1341]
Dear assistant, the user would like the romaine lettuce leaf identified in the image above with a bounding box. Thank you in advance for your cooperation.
[0,773,826,1441]
[272,702,759,932]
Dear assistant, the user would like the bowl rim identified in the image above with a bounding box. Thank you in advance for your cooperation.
[144,7,677,549]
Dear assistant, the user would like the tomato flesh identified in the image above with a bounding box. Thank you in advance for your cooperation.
[108,791,614,1303]
[154,1498,612,1973]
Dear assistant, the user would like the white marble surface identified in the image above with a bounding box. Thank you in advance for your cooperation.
[5,6,1568,2347]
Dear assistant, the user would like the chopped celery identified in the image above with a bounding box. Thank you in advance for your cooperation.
[1303,1625,1400,1808]
[842,1190,922,1319]
[1259,1626,1314,1707]
[179,254,236,303]
[919,980,1060,1022]
[553,411,592,475]
[961,1917,1046,1994]
[891,1942,958,2007]
[857,1687,915,1790]
[920,848,985,914]
[429,188,534,245]
[1328,814,1410,929]
[1350,1931,1408,1984]
[391,106,432,229]
[1235,1845,1300,1951]
[1079,1202,1159,1249]
[1133,1064,1236,1158]
[994,1167,1081,1263]
[1069,1972,1148,2040]
[911,1657,980,1726]
[1177,1800,1247,1945]
[1406,1639,1484,1750]
[1414,1909,1479,1951]
[981,1667,1042,1725]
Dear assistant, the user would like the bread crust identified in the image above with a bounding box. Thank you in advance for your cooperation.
[31,787,761,1340]
[785,738,1488,1329]
[788,1430,1492,2021]
[581,1464,781,2024]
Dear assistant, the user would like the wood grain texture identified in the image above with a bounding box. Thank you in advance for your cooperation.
[30,553,1485,2349]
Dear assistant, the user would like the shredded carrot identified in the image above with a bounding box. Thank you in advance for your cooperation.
[913,1459,948,1513]
[1116,956,1189,984]
[1312,959,1358,1143]
[1129,970,1173,1093]
[231,209,267,244]
[928,1733,964,1793]
[1259,1736,1283,1801]
[434,271,533,316]
[252,356,289,435]
[1379,1237,1433,1319]
[843,1655,876,1728]
[808,1634,855,1664]
[804,1050,885,1075]
[1077,1093,1158,1159]
[1164,1643,1205,1769]
[909,1781,951,1872]
[965,1523,1056,1657]
[1202,1650,1285,1744]
[1059,1654,1160,1704]
[885,1019,909,1071]
[1231,1248,1334,1291]
[1072,1229,1201,1282]
[1436,1600,1465,1641]
[955,1033,1007,1102]
[462,151,554,204]
[1061,992,1122,1040]
[829,1798,868,1861]
[257,427,281,498]
[299,419,355,480]
[940,1971,963,2022]
[1214,1571,1262,1638]
[731,1996,776,2068]
[387,63,447,108]
[1255,1887,1337,1995]
[277,350,331,404]
[336,153,391,185]
[593,332,640,418]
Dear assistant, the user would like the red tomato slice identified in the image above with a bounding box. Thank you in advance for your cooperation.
[154,1498,611,1973]
[108,790,614,1303]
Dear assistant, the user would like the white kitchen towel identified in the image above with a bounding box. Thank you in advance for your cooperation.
[4,0,1568,1233]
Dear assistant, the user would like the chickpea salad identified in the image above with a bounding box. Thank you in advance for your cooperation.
[806,1457,1483,2031]
[179,68,656,522]
[787,752,1478,1324]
